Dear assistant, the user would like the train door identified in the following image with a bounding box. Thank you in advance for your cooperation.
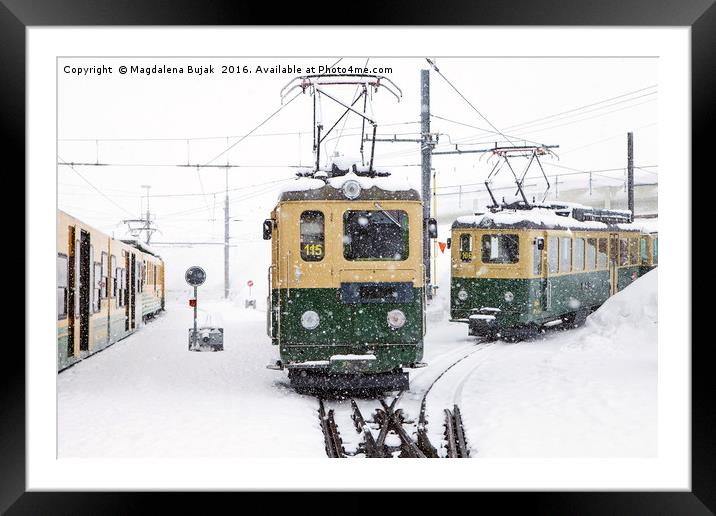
[135,257,143,328]
[534,235,548,312]
[609,233,619,295]
[273,212,282,345]
[130,253,136,330]
[67,226,76,358]
[545,235,559,312]
[78,230,91,352]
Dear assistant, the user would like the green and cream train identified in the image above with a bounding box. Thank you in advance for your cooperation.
[263,167,437,392]
[449,204,657,340]
[57,210,165,371]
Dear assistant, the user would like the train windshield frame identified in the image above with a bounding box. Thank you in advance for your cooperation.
[343,209,409,261]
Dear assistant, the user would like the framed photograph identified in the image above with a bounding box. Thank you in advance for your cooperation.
[5,0,710,512]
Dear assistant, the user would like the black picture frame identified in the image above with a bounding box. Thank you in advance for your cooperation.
[4,0,710,512]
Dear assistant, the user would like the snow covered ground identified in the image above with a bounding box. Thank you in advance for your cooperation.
[58,271,657,458]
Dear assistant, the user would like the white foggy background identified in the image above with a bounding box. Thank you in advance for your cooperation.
[57,57,657,303]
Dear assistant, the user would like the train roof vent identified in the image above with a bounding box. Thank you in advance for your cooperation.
[571,207,633,224]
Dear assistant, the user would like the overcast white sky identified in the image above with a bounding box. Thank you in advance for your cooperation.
[57,56,657,292]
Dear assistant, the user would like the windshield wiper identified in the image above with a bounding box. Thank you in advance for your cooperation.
[373,202,402,228]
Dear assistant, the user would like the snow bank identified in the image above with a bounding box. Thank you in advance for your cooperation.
[426,270,658,457]
[573,269,657,352]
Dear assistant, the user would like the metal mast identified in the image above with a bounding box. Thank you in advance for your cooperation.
[627,132,634,217]
[421,69,432,298]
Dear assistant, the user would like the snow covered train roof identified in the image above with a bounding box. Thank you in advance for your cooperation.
[120,238,162,258]
[277,171,421,202]
[452,208,646,232]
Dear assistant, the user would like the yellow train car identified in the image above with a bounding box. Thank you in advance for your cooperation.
[57,210,164,371]
[264,169,436,392]
[448,205,657,339]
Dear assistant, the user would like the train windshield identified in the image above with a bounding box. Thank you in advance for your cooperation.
[481,234,519,264]
[343,210,409,261]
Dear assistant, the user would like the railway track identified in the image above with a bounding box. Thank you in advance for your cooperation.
[317,341,495,458]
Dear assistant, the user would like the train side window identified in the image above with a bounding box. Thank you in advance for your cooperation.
[598,238,608,269]
[300,210,324,261]
[586,238,597,271]
[653,238,658,264]
[57,253,68,319]
[459,234,472,262]
[93,262,101,312]
[641,237,648,263]
[481,234,519,264]
[630,238,639,265]
[548,236,559,273]
[574,238,585,272]
[101,252,108,299]
[110,255,117,297]
[115,267,121,307]
[120,268,126,306]
[559,237,572,273]
[619,239,629,266]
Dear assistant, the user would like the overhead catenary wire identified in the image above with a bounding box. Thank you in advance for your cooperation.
[425,58,515,146]
[58,156,135,216]
[501,85,657,131]
[57,121,421,143]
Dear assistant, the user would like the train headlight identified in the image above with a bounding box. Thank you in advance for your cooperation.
[387,309,406,329]
[342,180,362,199]
[457,289,468,301]
[504,291,514,302]
[300,310,320,330]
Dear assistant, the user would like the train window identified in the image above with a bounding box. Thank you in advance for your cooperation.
[57,254,68,319]
[586,239,597,271]
[459,234,472,262]
[548,236,559,273]
[619,239,628,266]
[101,252,108,299]
[120,268,126,307]
[481,234,519,264]
[300,211,325,261]
[110,255,117,297]
[598,239,608,269]
[93,262,101,312]
[559,237,572,273]
[343,210,409,261]
[641,237,648,263]
[630,238,639,265]
[653,238,658,264]
[574,238,585,271]
[115,267,121,307]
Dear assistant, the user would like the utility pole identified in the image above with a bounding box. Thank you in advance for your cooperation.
[627,132,634,219]
[421,69,433,299]
[142,185,152,244]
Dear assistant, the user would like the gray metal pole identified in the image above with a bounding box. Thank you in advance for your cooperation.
[193,285,198,348]
[627,132,634,219]
[421,69,432,298]
[224,167,230,299]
